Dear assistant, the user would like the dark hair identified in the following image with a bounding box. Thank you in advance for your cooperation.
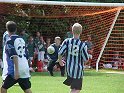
[29,35,33,38]
[87,35,91,37]
[6,21,17,33]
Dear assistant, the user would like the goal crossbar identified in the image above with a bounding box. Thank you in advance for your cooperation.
[1,0,124,7]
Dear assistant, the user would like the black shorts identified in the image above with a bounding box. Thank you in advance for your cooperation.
[63,76,82,90]
[2,75,31,90]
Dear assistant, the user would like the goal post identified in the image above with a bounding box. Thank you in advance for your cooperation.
[0,1,124,71]
[96,7,121,72]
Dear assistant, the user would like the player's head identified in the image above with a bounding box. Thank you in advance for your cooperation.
[6,21,17,33]
[40,36,44,42]
[46,38,51,43]
[87,35,92,41]
[20,30,26,35]
[54,36,61,45]
[36,31,41,37]
[29,35,33,42]
[72,23,82,35]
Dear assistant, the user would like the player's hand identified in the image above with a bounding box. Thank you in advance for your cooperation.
[89,54,92,59]
[88,49,93,54]
[59,60,65,66]
[14,72,19,80]
[59,62,64,66]
[55,61,59,63]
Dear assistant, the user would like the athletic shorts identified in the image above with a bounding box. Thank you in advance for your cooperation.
[2,75,31,90]
[63,76,82,90]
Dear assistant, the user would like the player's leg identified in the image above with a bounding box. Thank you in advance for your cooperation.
[63,76,72,86]
[47,61,53,75]
[47,61,55,76]
[1,87,7,93]
[18,78,32,93]
[70,78,82,93]
[1,75,17,93]
[49,62,54,76]
[70,89,80,93]
[58,63,65,76]
[24,89,32,93]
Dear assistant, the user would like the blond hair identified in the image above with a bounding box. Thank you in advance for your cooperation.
[55,36,61,40]
[72,23,82,35]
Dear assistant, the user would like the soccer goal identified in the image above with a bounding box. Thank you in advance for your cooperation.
[0,0,124,71]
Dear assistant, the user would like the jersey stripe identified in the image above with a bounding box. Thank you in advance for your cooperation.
[58,38,89,79]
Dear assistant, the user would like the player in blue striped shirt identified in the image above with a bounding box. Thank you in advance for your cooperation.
[1,21,32,93]
[58,23,90,93]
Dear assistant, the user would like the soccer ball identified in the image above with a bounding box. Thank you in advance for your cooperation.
[47,46,55,54]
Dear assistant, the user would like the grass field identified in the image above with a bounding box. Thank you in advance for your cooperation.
[0,69,124,93]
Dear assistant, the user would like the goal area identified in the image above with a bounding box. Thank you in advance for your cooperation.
[0,1,124,71]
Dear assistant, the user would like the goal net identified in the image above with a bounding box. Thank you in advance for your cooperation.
[0,1,124,71]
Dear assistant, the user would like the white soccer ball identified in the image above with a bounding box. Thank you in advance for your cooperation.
[47,46,55,54]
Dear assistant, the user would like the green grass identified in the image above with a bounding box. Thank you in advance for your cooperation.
[0,69,124,93]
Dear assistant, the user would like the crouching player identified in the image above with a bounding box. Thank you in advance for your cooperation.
[58,23,90,93]
[1,21,32,93]
[47,36,65,76]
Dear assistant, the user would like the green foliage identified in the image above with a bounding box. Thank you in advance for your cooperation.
[3,15,68,40]
[5,15,30,31]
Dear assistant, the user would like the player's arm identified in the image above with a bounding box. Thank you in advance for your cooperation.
[10,46,19,80]
[58,39,67,66]
[58,55,64,66]
[8,40,19,80]
[13,55,19,80]
[82,44,91,63]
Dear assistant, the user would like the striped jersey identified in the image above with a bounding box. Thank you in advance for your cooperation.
[58,38,89,79]
[5,35,30,78]
[2,31,10,47]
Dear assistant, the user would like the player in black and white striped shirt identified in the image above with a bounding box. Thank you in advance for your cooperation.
[58,23,90,93]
